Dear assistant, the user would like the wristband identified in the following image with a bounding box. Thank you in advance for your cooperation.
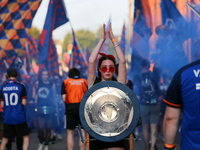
[164,143,176,150]
[111,38,116,42]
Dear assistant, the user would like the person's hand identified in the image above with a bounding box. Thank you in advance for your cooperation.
[100,24,106,42]
[108,22,115,41]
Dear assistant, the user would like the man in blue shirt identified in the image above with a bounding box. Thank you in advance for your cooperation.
[163,59,200,150]
[0,68,29,150]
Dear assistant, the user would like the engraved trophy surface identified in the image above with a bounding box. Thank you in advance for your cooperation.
[79,81,140,142]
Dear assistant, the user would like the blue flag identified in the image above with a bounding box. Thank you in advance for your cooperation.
[161,0,189,43]
[130,0,152,77]
[119,22,126,55]
[133,0,152,37]
[72,30,88,79]
[38,0,69,65]
[85,47,90,64]
[131,0,152,59]
[0,0,42,60]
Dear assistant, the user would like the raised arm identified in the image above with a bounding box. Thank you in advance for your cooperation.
[88,24,106,88]
[108,23,126,84]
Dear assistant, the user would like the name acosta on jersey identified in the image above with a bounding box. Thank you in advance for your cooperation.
[3,86,19,91]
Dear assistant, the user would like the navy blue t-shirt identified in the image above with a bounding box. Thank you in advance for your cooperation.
[0,79,27,125]
[164,59,200,150]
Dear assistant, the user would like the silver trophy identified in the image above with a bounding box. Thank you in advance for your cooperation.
[79,81,140,142]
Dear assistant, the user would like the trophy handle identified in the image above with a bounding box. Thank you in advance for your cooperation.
[78,124,85,143]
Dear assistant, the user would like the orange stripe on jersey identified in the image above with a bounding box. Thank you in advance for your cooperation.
[163,99,181,107]
[22,96,27,98]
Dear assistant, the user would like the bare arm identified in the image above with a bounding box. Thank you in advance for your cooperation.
[1,101,4,109]
[62,94,66,103]
[108,23,126,84]
[163,106,181,146]
[22,98,27,106]
[88,24,106,88]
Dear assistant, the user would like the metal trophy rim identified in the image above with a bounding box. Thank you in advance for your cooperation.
[79,81,140,142]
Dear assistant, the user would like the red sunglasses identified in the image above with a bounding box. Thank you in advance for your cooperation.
[101,66,115,73]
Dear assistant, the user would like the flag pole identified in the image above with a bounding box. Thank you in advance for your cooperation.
[3,59,9,69]
[69,21,73,69]
[24,40,32,72]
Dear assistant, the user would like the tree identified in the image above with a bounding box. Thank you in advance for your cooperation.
[29,26,40,40]
[62,29,97,54]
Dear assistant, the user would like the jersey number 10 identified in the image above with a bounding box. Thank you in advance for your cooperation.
[3,93,18,106]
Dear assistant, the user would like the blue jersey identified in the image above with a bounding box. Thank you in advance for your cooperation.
[164,59,200,150]
[0,79,27,125]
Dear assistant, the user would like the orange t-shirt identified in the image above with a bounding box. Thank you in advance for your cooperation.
[62,78,87,104]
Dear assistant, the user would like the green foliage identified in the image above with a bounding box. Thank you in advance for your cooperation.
[62,29,97,54]
[29,26,40,40]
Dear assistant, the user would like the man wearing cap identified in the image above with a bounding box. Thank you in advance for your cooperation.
[0,68,29,150]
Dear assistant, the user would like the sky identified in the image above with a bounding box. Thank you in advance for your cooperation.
[32,0,130,40]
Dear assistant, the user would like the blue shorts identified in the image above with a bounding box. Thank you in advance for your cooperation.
[140,104,160,124]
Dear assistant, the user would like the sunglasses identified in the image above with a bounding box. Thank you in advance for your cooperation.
[101,66,115,73]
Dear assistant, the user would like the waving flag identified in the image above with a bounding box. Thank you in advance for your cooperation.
[85,47,90,63]
[39,42,59,76]
[133,0,152,37]
[99,17,111,54]
[0,0,42,60]
[0,56,15,74]
[0,59,6,74]
[131,0,152,58]
[21,36,39,73]
[161,0,189,43]
[119,22,126,55]
[38,0,69,66]
[130,0,152,76]
[24,36,39,60]
[157,0,189,76]
[72,30,88,79]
